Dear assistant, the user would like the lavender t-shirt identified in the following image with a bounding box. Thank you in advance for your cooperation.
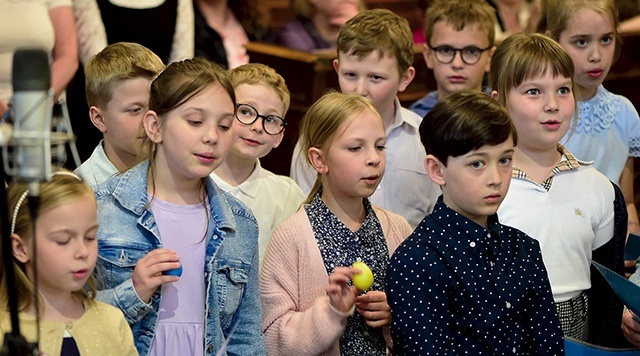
[148,197,208,355]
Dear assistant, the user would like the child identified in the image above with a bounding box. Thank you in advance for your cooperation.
[539,0,640,242]
[290,8,440,229]
[212,63,305,264]
[261,92,412,355]
[93,58,265,355]
[387,90,563,355]
[409,0,497,118]
[491,33,622,345]
[75,42,164,187]
[1,170,136,355]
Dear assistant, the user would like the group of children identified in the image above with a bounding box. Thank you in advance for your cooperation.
[2,0,640,354]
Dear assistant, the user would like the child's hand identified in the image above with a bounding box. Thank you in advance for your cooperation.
[131,248,180,303]
[326,267,358,314]
[622,309,640,347]
[355,290,391,328]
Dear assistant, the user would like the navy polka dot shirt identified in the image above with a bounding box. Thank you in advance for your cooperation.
[386,198,564,355]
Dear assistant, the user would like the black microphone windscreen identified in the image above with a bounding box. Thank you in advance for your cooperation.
[12,49,50,91]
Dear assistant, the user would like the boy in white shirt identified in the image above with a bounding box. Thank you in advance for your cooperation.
[290,9,440,228]
[75,42,164,186]
[212,63,305,263]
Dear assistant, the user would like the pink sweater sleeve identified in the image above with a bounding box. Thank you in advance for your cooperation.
[260,209,346,355]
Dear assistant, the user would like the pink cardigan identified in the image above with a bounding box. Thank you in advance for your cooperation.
[260,205,413,355]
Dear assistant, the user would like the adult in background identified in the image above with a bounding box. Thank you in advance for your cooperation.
[0,0,78,117]
[278,0,363,52]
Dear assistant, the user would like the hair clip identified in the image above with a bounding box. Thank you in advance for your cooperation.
[151,65,169,85]
[51,170,82,181]
[10,190,28,235]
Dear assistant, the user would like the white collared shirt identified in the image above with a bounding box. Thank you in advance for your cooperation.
[211,160,306,264]
[74,140,120,188]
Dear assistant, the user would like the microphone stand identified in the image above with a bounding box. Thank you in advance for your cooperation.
[0,150,38,356]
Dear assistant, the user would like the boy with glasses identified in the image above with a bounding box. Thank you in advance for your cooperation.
[212,63,305,264]
[410,0,497,118]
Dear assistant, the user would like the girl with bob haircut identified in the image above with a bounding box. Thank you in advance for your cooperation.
[491,32,625,347]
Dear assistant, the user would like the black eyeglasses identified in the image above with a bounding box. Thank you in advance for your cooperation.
[428,45,492,65]
[235,103,287,135]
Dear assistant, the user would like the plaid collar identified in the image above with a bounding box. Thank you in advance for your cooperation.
[512,144,580,191]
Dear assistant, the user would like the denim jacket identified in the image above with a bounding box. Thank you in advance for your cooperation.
[93,160,266,355]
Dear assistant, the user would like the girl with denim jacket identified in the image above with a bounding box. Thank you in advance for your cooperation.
[93,57,265,355]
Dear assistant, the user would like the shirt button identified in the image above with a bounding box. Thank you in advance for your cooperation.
[513,347,517,353]
[470,242,476,247]
[506,301,512,309]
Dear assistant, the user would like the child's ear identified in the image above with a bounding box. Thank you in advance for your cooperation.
[424,154,446,186]
[11,233,30,264]
[89,106,107,133]
[398,66,416,93]
[423,44,435,70]
[491,90,499,101]
[333,59,340,74]
[484,46,496,73]
[143,110,162,143]
[308,147,328,174]
[272,131,284,149]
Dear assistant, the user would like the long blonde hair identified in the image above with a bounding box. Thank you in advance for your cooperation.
[299,91,380,203]
[1,170,97,315]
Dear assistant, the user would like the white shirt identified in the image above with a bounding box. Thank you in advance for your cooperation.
[498,161,615,302]
[211,160,306,264]
[74,140,119,187]
[290,98,439,228]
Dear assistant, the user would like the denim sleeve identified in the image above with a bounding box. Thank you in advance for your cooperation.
[226,248,266,355]
[97,277,153,325]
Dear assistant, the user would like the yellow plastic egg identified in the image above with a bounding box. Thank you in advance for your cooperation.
[352,261,374,290]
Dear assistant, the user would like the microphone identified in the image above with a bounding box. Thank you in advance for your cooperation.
[11,49,53,196]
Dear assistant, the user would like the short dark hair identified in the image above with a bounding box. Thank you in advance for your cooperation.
[419,90,516,165]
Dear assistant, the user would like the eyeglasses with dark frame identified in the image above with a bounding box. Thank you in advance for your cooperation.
[428,45,492,65]
[235,103,287,135]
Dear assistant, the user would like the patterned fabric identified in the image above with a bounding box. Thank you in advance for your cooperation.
[563,85,640,182]
[388,198,564,355]
[305,192,388,355]
[576,87,621,135]
[556,292,589,341]
[512,144,580,191]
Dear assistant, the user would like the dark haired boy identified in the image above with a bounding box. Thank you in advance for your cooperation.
[386,90,563,355]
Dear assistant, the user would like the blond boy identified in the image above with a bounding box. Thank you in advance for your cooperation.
[290,8,439,228]
[75,42,164,186]
[410,0,496,117]
[212,63,305,263]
